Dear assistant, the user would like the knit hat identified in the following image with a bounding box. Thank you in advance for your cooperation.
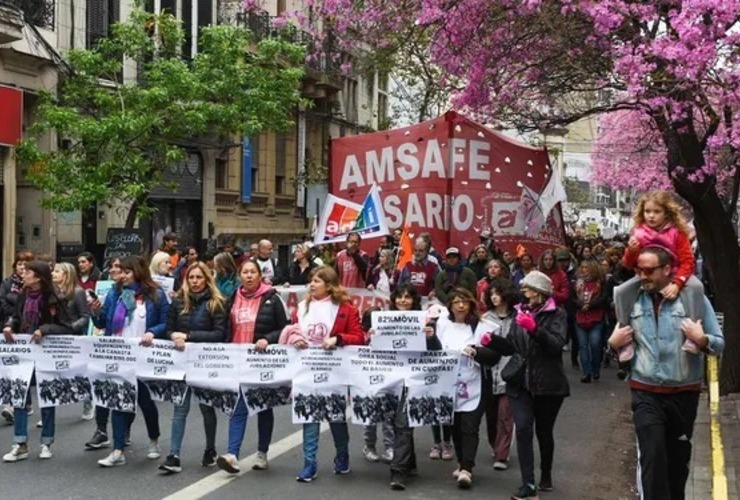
[520,270,553,296]
[555,249,572,261]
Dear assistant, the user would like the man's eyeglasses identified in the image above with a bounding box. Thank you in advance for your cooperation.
[635,265,664,276]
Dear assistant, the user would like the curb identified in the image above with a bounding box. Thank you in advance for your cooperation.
[708,355,728,499]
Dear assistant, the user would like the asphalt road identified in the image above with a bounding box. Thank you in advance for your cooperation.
[0,360,634,500]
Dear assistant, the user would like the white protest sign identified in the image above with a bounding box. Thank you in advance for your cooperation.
[346,346,406,425]
[152,276,175,303]
[240,344,300,416]
[0,335,35,408]
[88,337,139,413]
[402,349,459,427]
[370,311,426,351]
[292,346,350,424]
[35,336,92,408]
[186,343,243,416]
[136,340,188,405]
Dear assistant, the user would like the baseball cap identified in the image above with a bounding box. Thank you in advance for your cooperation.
[445,247,460,256]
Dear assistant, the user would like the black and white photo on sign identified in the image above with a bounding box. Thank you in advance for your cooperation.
[292,382,349,424]
[186,343,243,416]
[291,346,351,424]
[370,310,427,351]
[136,340,187,404]
[346,346,408,425]
[241,384,292,415]
[89,366,138,413]
[0,335,36,408]
[402,349,459,427]
[240,344,300,415]
[34,335,92,408]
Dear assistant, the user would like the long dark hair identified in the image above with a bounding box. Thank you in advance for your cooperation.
[119,255,160,301]
[77,251,101,280]
[484,278,519,313]
[24,260,55,295]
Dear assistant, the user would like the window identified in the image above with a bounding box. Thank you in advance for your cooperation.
[275,175,286,195]
[215,154,227,190]
[86,0,120,49]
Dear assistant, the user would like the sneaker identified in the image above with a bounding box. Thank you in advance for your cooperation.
[217,453,240,474]
[457,469,473,489]
[538,478,553,492]
[39,444,53,459]
[580,374,592,384]
[511,483,539,500]
[363,445,380,462]
[36,419,43,428]
[380,448,394,463]
[334,452,350,474]
[429,444,441,460]
[85,430,110,450]
[493,460,509,470]
[201,448,217,467]
[452,467,461,478]
[441,442,454,461]
[3,443,29,462]
[81,401,94,421]
[252,451,268,470]
[147,440,161,460]
[1,406,14,423]
[390,471,406,490]
[593,373,600,381]
[159,454,182,473]
[296,461,318,482]
[98,451,126,467]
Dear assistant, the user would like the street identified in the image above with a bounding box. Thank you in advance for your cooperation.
[0,361,635,499]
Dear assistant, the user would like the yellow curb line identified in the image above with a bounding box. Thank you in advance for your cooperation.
[708,356,728,500]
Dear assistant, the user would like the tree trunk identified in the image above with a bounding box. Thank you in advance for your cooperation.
[124,200,139,229]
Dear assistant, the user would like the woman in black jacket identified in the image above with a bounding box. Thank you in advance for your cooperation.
[484,270,569,500]
[217,260,289,474]
[287,244,319,286]
[158,261,228,473]
[2,260,74,462]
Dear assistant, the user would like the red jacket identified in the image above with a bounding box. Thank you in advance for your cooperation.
[542,268,570,307]
[623,225,694,289]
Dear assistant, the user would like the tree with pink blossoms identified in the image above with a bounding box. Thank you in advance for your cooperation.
[305,0,740,393]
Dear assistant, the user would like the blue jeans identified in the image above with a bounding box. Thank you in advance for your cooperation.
[303,422,349,464]
[227,396,274,458]
[170,390,218,457]
[14,406,55,445]
[576,322,604,377]
[111,380,160,451]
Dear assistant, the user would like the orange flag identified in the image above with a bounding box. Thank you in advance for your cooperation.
[516,244,527,257]
[395,225,413,271]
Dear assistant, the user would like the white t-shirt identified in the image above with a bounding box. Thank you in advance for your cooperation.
[257,258,276,281]
[298,299,339,345]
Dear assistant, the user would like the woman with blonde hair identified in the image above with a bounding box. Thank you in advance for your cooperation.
[279,265,366,482]
[367,248,397,294]
[51,262,91,334]
[288,244,319,285]
[159,261,228,473]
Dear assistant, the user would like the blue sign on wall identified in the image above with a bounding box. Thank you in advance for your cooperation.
[242,137,252,204]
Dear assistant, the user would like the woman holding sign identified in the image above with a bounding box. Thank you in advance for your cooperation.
[279,265,365,483]
[434,288,501,489]
[159,261,228,473]
[388,283,442,491]
[483,271,569,500]
[2,260,75,462]
[216,260,289,474]
[91,255,170,468]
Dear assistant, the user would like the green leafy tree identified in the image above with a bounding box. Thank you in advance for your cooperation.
[17,8,307,227]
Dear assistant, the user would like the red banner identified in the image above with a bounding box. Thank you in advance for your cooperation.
[329,112,565,257]
[0,86,22,147]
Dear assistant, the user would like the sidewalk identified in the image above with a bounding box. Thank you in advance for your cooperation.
[688,393,740,500]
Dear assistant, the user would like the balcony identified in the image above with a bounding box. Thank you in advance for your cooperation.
[1,0,55,32]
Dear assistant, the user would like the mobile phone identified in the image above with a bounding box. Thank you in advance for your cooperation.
[86,290,98,301]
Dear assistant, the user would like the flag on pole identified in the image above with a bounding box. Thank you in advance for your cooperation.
[395,225,414,271]
[353,184,390,238]
[313,184,390,244]
[538,172,567,219]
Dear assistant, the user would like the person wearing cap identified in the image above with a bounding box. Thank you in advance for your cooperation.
[482,270,569,499]
[434,247,477,305]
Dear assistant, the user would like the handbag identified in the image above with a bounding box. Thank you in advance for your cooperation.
[501,352,526,383]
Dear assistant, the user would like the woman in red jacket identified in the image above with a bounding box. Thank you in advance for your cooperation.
[280,265,365,483]
[537,250,570,307]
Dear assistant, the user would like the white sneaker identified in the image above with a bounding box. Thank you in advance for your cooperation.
[493,460,509,470]
[380,449,394,463]
[1,406,13,423]
[147,440,161,460]
[252,451,268,470]
[39,444,53,459]
[452,467,461,478]
[363,446,380,462]
[81,401,94,421]
[36,420,43,428]
[98,451,126,467]
[3,444,29,462]
[457,469,473,489]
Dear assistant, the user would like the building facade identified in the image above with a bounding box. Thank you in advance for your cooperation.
[0,0,388,274]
